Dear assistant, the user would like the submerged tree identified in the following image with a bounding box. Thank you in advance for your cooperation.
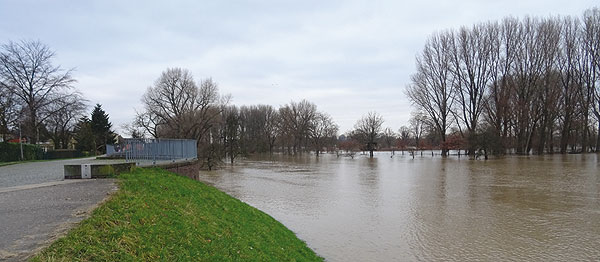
[278,100,318,154]
[408,8,600,155]
[352,112,384,158]
[309,112,338,156]
[406,31,455,156]
[222,106,240,164]
[379,127,397,153]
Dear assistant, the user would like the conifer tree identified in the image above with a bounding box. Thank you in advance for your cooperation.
[90,104,115,154]
[73,116,94,153]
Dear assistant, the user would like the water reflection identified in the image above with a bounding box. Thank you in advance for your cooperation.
[197,153,600,261]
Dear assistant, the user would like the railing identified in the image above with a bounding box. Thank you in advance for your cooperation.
[119,138,197,163]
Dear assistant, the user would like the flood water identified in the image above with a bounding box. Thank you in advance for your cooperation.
[197,153,600,261]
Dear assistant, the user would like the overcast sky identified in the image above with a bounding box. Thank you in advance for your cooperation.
[0,0,597,134]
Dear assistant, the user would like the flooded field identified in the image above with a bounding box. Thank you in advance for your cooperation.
[197,153,600,261]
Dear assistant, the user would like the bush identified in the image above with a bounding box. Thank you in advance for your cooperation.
[44,149,83,160]
[0,142,44,162]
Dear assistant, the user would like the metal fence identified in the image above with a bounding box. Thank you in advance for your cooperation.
[118,138,197,163]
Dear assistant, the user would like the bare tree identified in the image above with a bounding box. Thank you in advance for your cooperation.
[398,126,411,142]
[0,83,17,141]
[138,68,228,144]
[0,40,75,143]
[121,122,146,138]
[133,110,160,138]
[410,9,600,156]
[578,9,600,153]
[261,105,280,154]
[278,100,317,154]
[352,112,384,158]
[45,92,87,149]
[485,18,519,151]
[534,18,561,154]
[380,127,397,153]
[140,68,198,138]
[409,111,428,149]
[222,105,240,163]
[451,23,497,156]
[406,31,455,156]
[235,104,280,154]
[583,8,600,151]
[510,17,550,154]
[310,112,338,156]
[557,16,582,153]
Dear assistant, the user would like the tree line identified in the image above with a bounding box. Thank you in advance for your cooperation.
[407,7,600,156]
[133,67,447,163]
[132,68,342,166]
[0,40,115,155]
[5,8,599,162]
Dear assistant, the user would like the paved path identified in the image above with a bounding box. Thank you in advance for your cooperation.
[0,158,126,188]
[0,160,120,261]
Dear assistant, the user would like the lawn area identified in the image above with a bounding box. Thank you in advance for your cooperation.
[32,168,323,262]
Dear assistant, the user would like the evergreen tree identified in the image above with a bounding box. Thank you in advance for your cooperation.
[73,116,94,153]
[90,104,115,154]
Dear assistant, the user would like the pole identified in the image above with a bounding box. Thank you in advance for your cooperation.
[19,121,24,161]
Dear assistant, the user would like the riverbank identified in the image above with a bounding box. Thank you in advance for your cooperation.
[31,168,323,261]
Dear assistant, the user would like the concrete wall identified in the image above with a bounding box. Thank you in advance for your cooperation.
[64,163,135,179]
[161,160,202,180]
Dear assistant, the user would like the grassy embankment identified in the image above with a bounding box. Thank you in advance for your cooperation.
[32,168,323,261]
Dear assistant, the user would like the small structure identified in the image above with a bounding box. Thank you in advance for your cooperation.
[64,162,135,179]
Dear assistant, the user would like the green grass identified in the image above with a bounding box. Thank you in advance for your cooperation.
[31,168,323,262]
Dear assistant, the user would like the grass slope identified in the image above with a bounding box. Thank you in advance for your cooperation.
[32,168,323,262]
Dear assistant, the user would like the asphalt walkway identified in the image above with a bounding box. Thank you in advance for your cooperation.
[0,158,124,188]
[0,159,119,261]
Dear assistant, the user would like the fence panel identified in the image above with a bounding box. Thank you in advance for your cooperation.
[121,138,197,163]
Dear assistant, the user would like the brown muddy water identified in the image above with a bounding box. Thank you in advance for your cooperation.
[197,152,600,261]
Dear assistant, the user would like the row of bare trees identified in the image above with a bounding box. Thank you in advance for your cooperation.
[407,8,600,156]
[0,40,88,149]
[217,101,338,162]
[134,68,340,166]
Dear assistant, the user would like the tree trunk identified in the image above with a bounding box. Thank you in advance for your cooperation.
[596,121,600,152]
[582,113,589,153]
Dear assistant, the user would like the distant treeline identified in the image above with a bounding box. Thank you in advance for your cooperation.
[130,68,341,167]
[132,8,600,163]
[407,7,600,156]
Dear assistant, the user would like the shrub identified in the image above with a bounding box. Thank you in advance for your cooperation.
[0,142,43,162]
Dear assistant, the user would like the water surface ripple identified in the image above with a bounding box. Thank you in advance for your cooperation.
[197,153,600,261]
